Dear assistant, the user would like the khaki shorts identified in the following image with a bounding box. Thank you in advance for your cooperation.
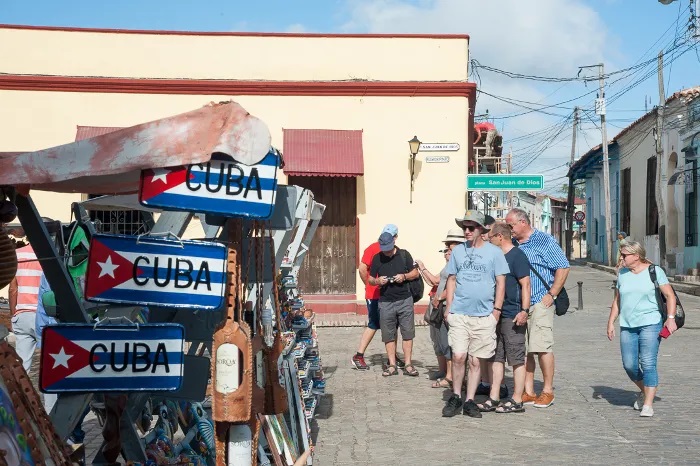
[526,301,555,353]
[447,313,497,358]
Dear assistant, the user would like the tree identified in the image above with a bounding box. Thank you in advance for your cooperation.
[559,183,585,199]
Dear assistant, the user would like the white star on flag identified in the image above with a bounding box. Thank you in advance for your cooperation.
[151,170,169,183]
[97,255,119,278]
[49,347,73,369]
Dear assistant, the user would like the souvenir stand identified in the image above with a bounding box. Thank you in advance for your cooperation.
[0,102,326,465]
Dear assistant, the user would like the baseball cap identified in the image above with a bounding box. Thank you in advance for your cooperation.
[382,224,399,236]
[378,232,396,252]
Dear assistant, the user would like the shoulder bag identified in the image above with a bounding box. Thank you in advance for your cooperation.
[529,265,569,316]
[648,264,685,329]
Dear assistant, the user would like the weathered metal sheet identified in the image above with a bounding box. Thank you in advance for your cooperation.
[139,149,280,218]
[40,323,185,393]
[1,101,271,194]
[84,234,227,310]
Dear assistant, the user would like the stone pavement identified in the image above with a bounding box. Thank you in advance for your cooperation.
[312,265,700,465]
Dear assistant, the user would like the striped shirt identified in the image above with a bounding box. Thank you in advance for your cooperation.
[516,229,570,304]
[14,244,42,314]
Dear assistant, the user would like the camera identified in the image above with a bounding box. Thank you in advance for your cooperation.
[386,277,396,284]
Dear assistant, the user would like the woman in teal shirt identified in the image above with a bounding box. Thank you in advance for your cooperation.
[607,241,677,418]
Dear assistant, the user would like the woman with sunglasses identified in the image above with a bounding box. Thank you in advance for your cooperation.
[607,241,677,417]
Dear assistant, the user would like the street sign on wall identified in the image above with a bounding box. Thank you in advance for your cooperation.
[425,155,450,163]
[419,143,460,152]
[85,234,227,310]
[467,174,544,191]
[40,324,185,393]
[139,150,279,219]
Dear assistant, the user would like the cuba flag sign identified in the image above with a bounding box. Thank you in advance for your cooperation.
[85,234,226,310]
[40,323,185,393]
[139,149,280,218]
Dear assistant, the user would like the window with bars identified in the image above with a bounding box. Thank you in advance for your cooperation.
[646,156,659,235]
[620,168,631,234]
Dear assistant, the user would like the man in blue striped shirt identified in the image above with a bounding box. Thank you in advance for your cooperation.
[506,208,570,408]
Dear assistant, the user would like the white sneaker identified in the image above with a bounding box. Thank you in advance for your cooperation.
[633,392,644,410]
[640,405,654,417]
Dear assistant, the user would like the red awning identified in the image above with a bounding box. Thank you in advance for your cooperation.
[282,129,363,177]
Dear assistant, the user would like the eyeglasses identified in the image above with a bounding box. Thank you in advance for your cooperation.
[620,252,635,258]
[463,225,478,232]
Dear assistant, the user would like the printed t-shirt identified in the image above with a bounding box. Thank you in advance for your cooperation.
[362,242,382,299]
[446,242,509,317]
[369,248,414,303]
[617,266,667,328]
[502,247,531,318]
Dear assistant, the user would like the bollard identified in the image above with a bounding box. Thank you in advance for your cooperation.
[577,281,583,310]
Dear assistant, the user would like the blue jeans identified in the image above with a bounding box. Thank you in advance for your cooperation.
[620,322,662,387]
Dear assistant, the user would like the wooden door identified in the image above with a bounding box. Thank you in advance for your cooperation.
[287,176,357,295]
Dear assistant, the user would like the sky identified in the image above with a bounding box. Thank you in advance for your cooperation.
[2,0,699,194]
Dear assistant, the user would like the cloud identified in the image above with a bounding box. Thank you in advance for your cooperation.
[339,0,622,187]
[285,23,309,33]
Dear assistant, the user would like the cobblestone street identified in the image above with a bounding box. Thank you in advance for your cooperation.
[312,265,700,465]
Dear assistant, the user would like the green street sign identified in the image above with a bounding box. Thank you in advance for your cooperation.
[466,174,544,191]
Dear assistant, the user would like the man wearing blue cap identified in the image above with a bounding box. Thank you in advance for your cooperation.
[352,224,405,370]
[368,230,421,376]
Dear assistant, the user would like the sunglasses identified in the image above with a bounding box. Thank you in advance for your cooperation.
[463,225,479,232]
[620,252,635,258]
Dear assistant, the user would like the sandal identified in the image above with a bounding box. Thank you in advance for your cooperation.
[431,378,452,389]
[477,398,499,412]
[403,364,419,377]
[382,365,399,377]
[495,398,525,413]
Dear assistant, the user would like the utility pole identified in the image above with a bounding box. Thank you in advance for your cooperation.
[598,65,614,267]
[566,107,579,260]
[656,50,667,269]
[581,63,614,266]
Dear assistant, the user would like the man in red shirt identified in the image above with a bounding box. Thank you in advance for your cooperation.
[352,224,403,370]
[474,121,498,158]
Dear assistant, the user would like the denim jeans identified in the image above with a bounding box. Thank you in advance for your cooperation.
[620,322,662,387]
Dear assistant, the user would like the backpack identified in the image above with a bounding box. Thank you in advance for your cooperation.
[648,264,685,329]
[399,249,424,303]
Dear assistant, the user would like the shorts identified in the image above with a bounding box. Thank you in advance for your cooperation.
[379,296,415,343]
[366,299,380,330]
[430,323,451,359]
[494,318,527,366]
[526,301,555,353]
[446,313,497,358]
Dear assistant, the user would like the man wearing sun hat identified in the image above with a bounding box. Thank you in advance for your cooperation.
[415,228,466,389]
[441,210,509,418]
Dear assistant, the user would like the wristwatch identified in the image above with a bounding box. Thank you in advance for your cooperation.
[548,291,557,299]
[521,309,529,313]
[667,314,676,319]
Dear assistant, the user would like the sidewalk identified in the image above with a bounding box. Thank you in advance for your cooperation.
[584,259,700,297]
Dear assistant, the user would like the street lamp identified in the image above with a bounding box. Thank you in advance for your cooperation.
[408,136,422,203]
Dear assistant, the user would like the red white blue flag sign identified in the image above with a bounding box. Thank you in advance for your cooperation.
[139,150,279,218]
[85,234,227,310]
[40,324,185,393]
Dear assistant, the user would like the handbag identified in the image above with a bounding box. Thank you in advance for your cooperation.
[426,301,446,328]
[648,264,685,329]
[529,265,570,316]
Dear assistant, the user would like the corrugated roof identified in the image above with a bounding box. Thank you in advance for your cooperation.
[75,126,123,141]
[282,129,364,177]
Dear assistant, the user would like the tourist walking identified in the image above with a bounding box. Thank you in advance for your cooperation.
[607,241,677,417]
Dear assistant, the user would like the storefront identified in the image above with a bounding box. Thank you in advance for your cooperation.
[0,25,476,311]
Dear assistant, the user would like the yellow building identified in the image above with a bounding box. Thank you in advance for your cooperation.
[0,25,476,312]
